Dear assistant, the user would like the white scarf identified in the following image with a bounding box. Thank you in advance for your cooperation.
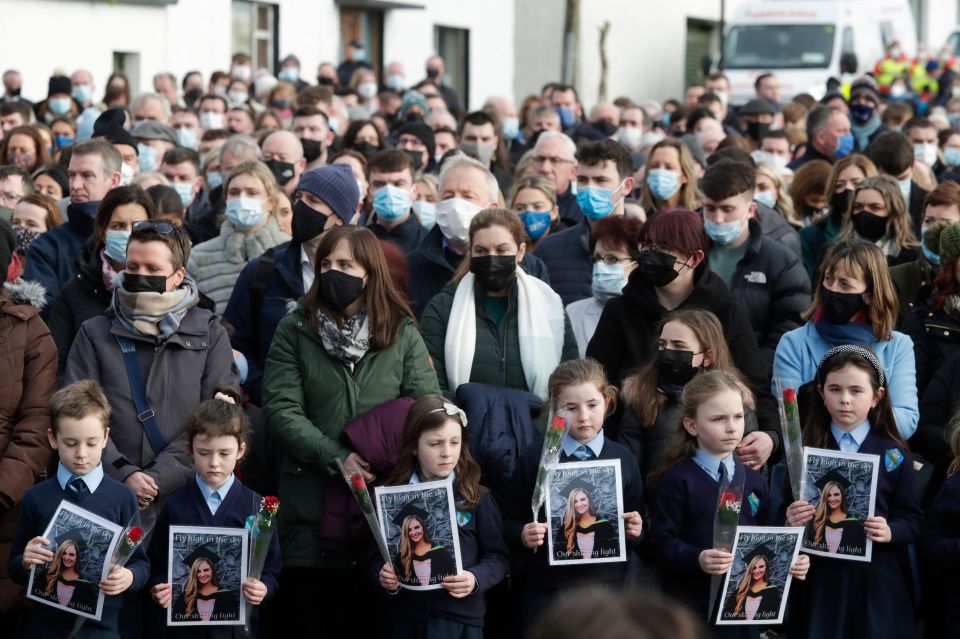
[444,269,565,400]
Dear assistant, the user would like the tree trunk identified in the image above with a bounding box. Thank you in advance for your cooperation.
[562,0,580,87]
[598,21,610,101]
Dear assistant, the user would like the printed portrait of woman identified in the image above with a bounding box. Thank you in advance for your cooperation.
[559,477,617,561]
[392,502,455,587]
[40,536,98,612]
[172,546,239,622]
[723,544,783,622]
[811,468,867,556]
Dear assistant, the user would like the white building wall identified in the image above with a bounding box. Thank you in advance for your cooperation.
[920,0,959,51]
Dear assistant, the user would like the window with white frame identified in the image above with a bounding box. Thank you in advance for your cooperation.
[232,1,277,72]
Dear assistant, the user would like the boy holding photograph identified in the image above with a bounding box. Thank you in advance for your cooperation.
[147,389,281,637]
[7,380,149,638]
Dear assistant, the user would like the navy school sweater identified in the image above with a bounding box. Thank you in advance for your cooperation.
[370,488,509,628]
[501,435,645,590]
[146,477,282,639]
[922,472,960,635]
[647,457,769,616]
[8,475,150,639]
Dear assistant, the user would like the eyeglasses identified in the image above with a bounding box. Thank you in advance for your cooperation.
[590,254,635,266]
[532,155,574,166]
[133,220,176,234]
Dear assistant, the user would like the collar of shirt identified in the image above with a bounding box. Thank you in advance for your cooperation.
[409,470,456,485]
[831,420,871,451]
[562,430,605,458]
[693,449,735,482]
[196,473,235,506]
[57,462,105,493]
[300,245,315,290]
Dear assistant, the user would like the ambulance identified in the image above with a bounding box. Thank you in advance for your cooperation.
[720,0,917,103]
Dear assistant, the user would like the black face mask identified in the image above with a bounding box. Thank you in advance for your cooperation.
[426,68,440,80]
[318,269,364,312]
[591,120,617,137]
[470,255,517,292]
[656,348,700,386]
[291,200,332,245]
[317,76,335,87]
[352,141,379,160]
[636,250,683,288]
[852,210,889,242]
[820,287,866,324]
[746,121,771,142]
[184,88,202,106]
[830,189,852,217]
[404,149,425,171]
[264,159,296,186]
[300,138,323,164]
[123,272,169,294]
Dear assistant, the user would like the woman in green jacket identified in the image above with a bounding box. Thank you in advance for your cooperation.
[261,225,439,635]
[420,208,578,401]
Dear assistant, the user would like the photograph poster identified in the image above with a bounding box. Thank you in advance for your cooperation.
[800,447,880,561]
[545,459,626,566]
[26,500,122,621]
[167,526,248,626]
[716,526,804,625]
[375,478,463,591]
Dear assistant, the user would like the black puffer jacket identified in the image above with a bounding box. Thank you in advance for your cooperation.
[586,265,782,456]
[902,300,960,394]
[723,219,811,375]
[533,220,592,306]
[47,249,110,376]
[917,350,960,465]
[757,204,802,260]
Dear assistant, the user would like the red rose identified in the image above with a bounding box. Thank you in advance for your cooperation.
[783,388,797,403]
[263,496,280,513]
[350,474,366,492]
[720,492,738,508]
[127,526,143,543]
[550,416,567,432]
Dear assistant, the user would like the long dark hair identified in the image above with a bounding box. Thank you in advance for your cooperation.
[303,225,415,348]
[94,185,158,248]
[386,394,482,511]
[804,348,904,450]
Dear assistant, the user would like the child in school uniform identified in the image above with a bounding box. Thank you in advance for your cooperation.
[922,416,960,637]
[785,345,922,639]
[502,358,645,633]
[148,389,281,638]
[8,380,149,639]
[647,369,809,638]
[375,393,509,638]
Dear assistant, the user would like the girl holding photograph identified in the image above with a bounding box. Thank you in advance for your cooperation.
[647,370,809,637]
[41,538,97,612]
[784,345,922,638]
[922,416,960,636]
[502,358,644,631]
[722,545,783,622]
[559,478,617,561]
[376,394,509,639]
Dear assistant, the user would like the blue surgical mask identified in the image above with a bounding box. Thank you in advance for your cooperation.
[72,84,92,104]
[172,182,193,207]
[54,134,75,148]
[327,116,340,134]
[373,185,412,221]
[386,74,405,91]
[412,200,436,229]
[206,171,223,189]
[279,67,299,83]
[137,144,158,173]
[898,178,912,200]
[921,226,941,265]
[502,117,520,140]
[592,262,629,302]
[519,210,552,240]
[704,217,746,246]
[577,181,624,220]
[646,169,681,201]
[48,97,72,115]
[754,191,777,210]
[225,197,267,230]
[834,132,855,159]
[354,49,366,62]
[104,230,131,264]
[556,106,576,129]
[945,147,960,167]
[176,127,198,150]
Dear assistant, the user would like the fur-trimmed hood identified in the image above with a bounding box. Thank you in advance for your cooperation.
[2,278,48,312]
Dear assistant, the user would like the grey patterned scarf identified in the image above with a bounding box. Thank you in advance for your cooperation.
[317,309,370,369]
[112,273,200,341]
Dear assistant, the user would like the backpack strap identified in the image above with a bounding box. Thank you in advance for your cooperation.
[115,335,168,455]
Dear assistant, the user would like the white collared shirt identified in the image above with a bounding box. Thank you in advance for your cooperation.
[57,462,104,493]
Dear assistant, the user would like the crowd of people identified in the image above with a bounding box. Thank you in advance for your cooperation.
[3,44,960,639]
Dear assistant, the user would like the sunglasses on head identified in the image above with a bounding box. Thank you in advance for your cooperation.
[132,220,177,234]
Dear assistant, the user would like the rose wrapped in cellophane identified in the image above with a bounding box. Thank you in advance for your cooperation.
[336,459,390,564]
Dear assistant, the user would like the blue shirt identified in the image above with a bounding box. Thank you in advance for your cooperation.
[56,462,104,493]
[831,420,872,453]
[195,473,235,515]
[692,449,736,482]
[562,430,605,459]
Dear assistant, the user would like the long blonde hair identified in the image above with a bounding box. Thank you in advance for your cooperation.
[756,162,800,226]
[44,540,79,596]
[562,488,598,555]
[397,515,433,580]
[640,139,701,213]
[223,160,281,222]
[733,555,769,615]
[811,481,850,546]
[183,558,220,618]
